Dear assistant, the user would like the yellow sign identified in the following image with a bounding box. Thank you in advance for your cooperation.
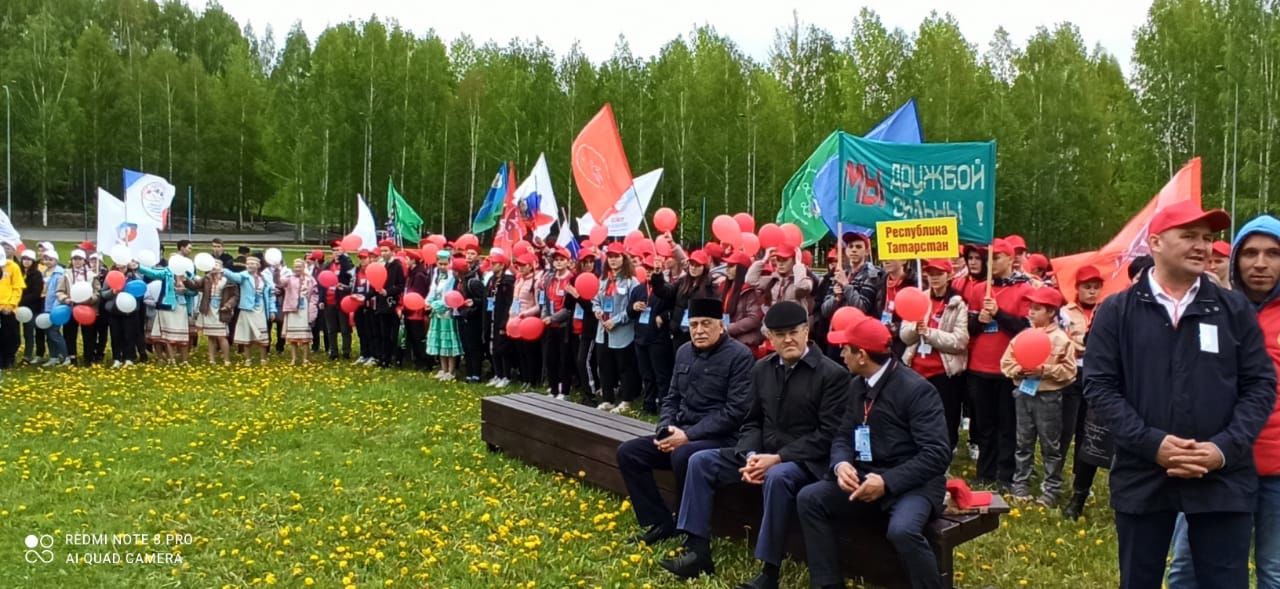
[875,218,960,261]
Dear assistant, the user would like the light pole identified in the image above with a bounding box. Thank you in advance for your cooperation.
[2,84,10,217]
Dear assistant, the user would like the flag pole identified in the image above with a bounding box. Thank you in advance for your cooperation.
[187,185,193,239]
[836,129,846,273]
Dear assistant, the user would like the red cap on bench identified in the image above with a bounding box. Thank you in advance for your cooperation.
[946,478,993,509]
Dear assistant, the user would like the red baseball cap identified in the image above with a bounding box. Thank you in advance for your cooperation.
[377,239,397,250]
[802,250,813,266]
[725,251,752,266]
[451,258,469,273]
[688,250,710,266]
[515,253,538,267]
[704,242,724,259]
[488,252,509,265]
[1212,240,1231,257]
[1026,253,1050,272]
[990,238,1016,258]
[922,259,954,274]
[1025,286,1066,308]
[772,246,796,259]
[552,247,571,260]
[357,250,373,259]
[1005,235,1027,253]
[605,242,625,256]
[1149,200,1231,235]
[79,240,96,253]
[826,249,839,261]
[828,316,892,353]
[308,249,325,262]
[842,231,871,246]
[1075,265,1104,284]
[405,250,423,262]
[330,239,343,248]
[579,247,598,260]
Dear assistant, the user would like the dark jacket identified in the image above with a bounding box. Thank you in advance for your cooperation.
[457,265,486,322]
[373,258,405,313]
[629,277,675,346]
[728,343,853,478]
[1084,272,1277,514]
[821,262,885,318]
[658,334,756,442]
[831,360,951,513]
[20,265,43,310]
[486,270,516,340]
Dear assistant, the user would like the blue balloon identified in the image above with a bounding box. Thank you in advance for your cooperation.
[50,304,72,327]
[124,279,146,298]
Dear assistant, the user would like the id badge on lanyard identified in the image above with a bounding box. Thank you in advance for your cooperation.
[603,298,614,314]
[639,307,652,324]
[983,321,999,334]
[486,297,495,312]
[510,299,521,316]
[681,309,690,330]
[722,313,731,330]
[1018,377,1041,396]
[573,305,584,320]
[881,301,895,325]
[854,426,872,462]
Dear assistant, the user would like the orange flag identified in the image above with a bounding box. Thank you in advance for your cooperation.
[572,104,634,224]
[1052,158,1203,303]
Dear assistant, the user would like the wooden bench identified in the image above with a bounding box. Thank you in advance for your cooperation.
[481,392,1008,589]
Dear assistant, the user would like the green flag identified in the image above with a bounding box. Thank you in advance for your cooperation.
[387,179,424,245]
[777,131,839,247]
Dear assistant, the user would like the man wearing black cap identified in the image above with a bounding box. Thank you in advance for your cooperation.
[799,317,951,589]
[660,301,851,589]
[617,297,756,545]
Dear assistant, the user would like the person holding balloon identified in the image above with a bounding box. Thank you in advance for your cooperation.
[593,243,640,413]
[37,250,69,367]
[456,240,488,383]
[181,260,231,365]
[319,244,354,361]
[660,249,718,353]
[573,248,601,401]
[1000,287,1079,505]
[426,250,463,381]
[720,251,766,353]
[18,249,43,364]
[279,258,319,366]
[56,249,102,366]
[539,247,577,400]
[511,252,544,387]
[401,250,432,370]
[899,260,971,452]
[222,256,277,366]
[484,250,516,388]
[137,254,195,365]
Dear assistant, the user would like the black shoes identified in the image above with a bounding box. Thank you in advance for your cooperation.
[1063,492,1088,520]
[659,550,715,579]
[631,523,677,545]
[736,572,780,589]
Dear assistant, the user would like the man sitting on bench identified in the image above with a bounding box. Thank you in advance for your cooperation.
[660,301,852,589]
[617,297,756,545]
[798,317,952,589]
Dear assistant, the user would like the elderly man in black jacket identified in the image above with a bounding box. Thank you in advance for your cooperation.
[617,297,755,545]
[659,301,851,589]
[798,317,952,589]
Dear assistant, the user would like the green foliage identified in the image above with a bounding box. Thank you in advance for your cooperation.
[0,0,1276,253]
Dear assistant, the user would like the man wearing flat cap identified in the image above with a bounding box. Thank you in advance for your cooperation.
[617,297,756,546]
[660,301,851,589]
[798,317,952,589]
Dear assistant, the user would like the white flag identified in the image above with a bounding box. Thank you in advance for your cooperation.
[97,188,160,260]
[577,168,663,237]
[0,207,20,249]
[513,153,559,240]
[123,171,177,230]
[353,194,378,252]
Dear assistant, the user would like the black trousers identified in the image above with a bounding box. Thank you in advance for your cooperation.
[107,312,140,362]
[598,343,640,404]
[1059,382,1083,462]
[1115,510,1251,589]
[273,316,286,353]
[576,332,597,396]
[93,313,109,362]
[63,321,96,362]
[1068,386,1102,496]
[311,310,326,352]
[635,335,674,413]
[928,373,964,451]
[616,436,725,529]
[323,305,352,359]
[354,309,373,359]
[516,339,542,387]
[22,320,43,359]
[373,312,399,365]
[404,318,428,369]
[798,481,943,589]
[491,332,513,379]
[542,326,573,395]
[966,371,1017,485]
[0,312,18,368]
[460,316,484,379]
[133,311,148,361]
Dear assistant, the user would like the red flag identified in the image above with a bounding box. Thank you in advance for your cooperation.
[572,104,634,224]
[1052,158,1203,302]
[494,162,524,249]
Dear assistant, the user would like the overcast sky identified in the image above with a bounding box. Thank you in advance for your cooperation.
[195,0,1151,75]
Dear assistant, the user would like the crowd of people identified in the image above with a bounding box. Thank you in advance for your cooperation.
[0,204,1276,589]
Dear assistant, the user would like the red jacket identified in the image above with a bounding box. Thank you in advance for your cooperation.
[1253,297,1280,475]
[963,275,1034,375]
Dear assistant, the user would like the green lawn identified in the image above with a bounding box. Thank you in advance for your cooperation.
[0,359,1121,588]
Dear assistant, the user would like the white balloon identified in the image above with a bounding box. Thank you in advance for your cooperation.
[168,255,194,275]
[194,252,215,272]
[137,250,158,267]
[114,292,137,314]
[110,244,133,265]
[15,306,32,324]
[35,313,51,329]
[264,248,283,266]
[70,281,94,304]
[144,280,162,303]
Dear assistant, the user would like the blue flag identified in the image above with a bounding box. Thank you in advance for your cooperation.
[814,99,923,237]
[472,163,510,234]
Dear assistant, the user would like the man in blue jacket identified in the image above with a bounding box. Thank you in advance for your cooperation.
[616,297,755,545]
[798,316,952,589]
[1084,200,1277,589]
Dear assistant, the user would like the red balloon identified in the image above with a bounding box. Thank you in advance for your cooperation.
[73,305,97,326]
[634,267,649,284]
[402,292,425,311]
[624,230,645,250]
[105,270,126,293]
[317,270,338,289]
[758,223,784,250]
[894,287,931,323]
[631,238,654,256]
[367,262,388,290]
[739,233,761,257]
[590,224,608,246]
[712,215,740,244]
[421,243,440,261]
[1013,329,1053,370]
[519,316,545,340]
[427,235,447,247]
[653,207,678,233]
[455,233,479,250]
[734,212,755,234]
[574,273,600,299]
[340,294,364,314]
[655,237,673,257]
[341,234,362,253]
[444,290,465,310]
[505,317,523,340]
[780,223,804,249]
[830,306,867,331]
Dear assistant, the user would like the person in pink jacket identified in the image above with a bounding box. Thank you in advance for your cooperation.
[279,258,319,365]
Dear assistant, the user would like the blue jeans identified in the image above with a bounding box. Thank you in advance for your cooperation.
[43,326,67,360]
[1168,476,1280,589]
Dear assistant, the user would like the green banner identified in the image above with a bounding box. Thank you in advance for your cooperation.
[776,132,839,246]
[387,179,424,245]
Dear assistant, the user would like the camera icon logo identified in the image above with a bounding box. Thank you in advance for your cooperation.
[24,534,54,564]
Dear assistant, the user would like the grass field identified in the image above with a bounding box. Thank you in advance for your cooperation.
[0,356,1122,588]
